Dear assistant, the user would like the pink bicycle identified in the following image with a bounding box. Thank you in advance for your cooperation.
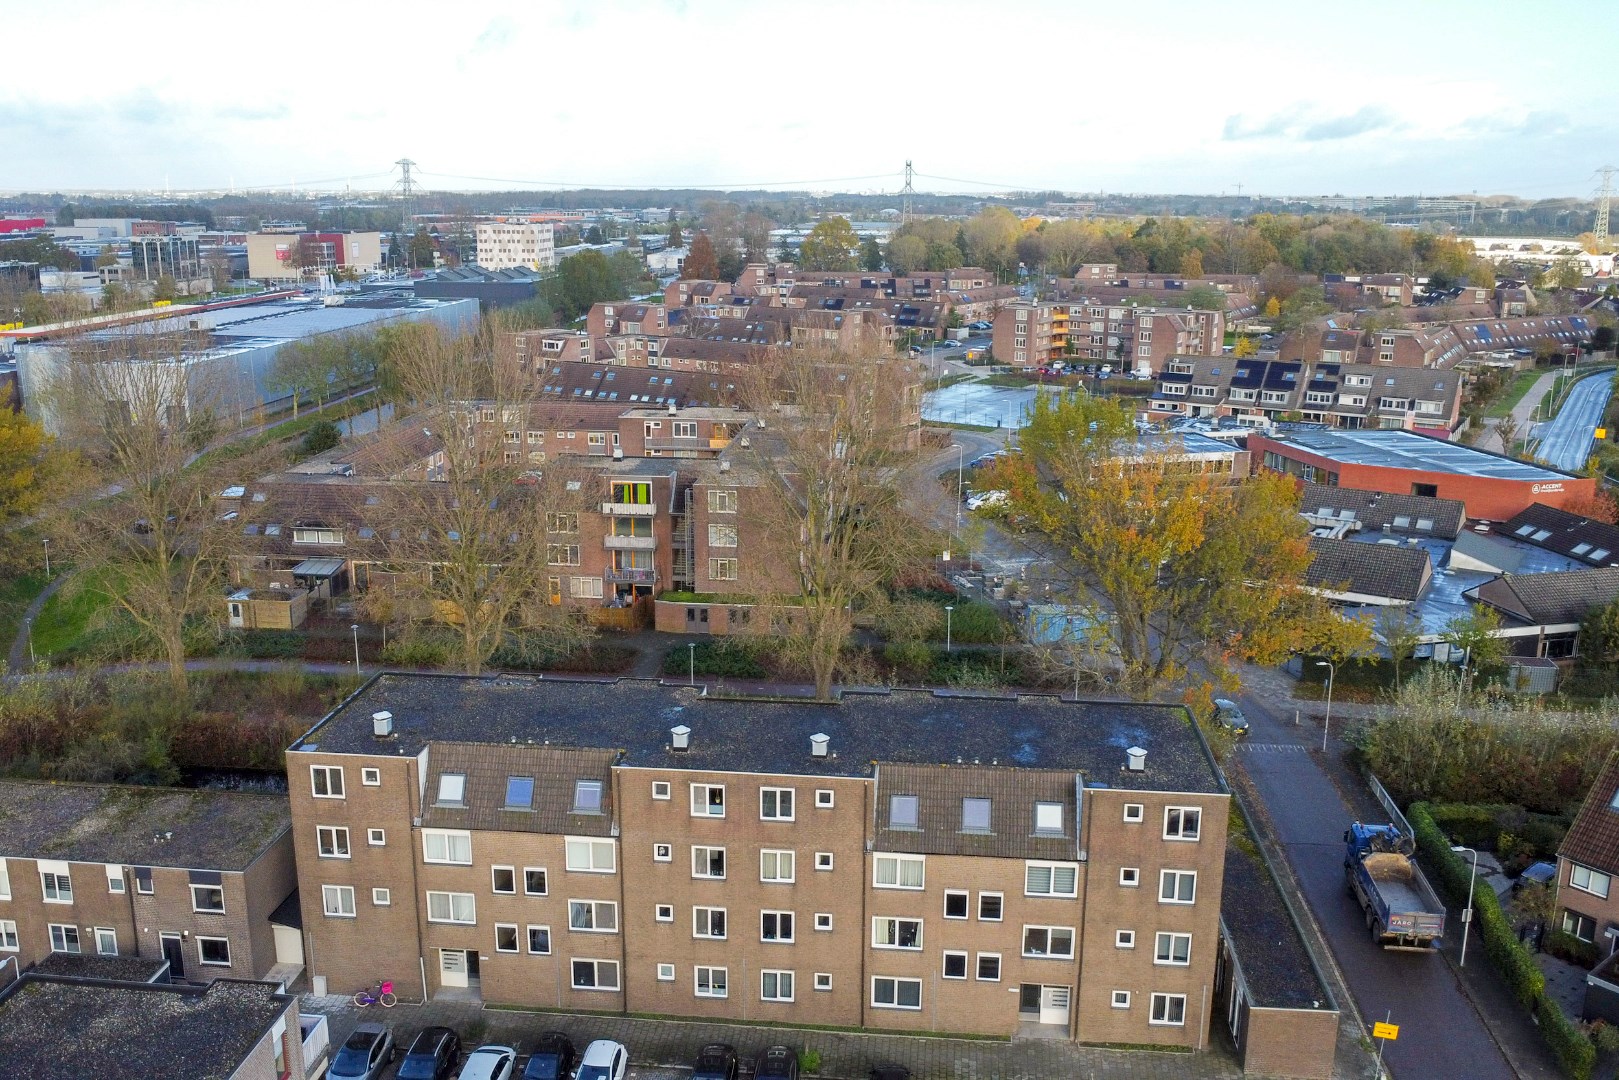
[353,979,396,1007]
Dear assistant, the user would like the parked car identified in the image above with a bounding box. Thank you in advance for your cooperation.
[458,1045,518,1080]
[329,1023,395,1080]
[521,1032,577,1080]
[1212,698,1250,736]
[754,1045,800,1080]
[576,1040,629,1080]
[869,1067,913,1080]
[942,339,961,348]
[691,1043,740,1080]
[966,490,1008,511]
[398,1027,461,1080]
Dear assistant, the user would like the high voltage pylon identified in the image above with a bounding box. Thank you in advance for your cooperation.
[1596,165,1615,248]
[900,160,916,224]
[394,158,418,262]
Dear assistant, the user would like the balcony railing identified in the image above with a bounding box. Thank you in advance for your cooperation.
[605,567,657,584]
[604,535,657,551]
[601,502,656,516]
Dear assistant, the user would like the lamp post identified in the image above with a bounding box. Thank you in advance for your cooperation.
[350,624,360,672]
[945,605,954,654]
[42,537,50,577]
[688,642,696,686]
[1315,660,1336,753]
[1451,844,1479,967]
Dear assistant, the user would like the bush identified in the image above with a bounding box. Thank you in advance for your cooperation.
[661,639,769,679]
[947,600,1012,644]
[1548,929,1601,969]
[299,420,342,457]
[381,630,455,668]
[882,640,935,672]
[217,630,306,660]
[1539,993,1597,1080]
[798,1049,822,1074]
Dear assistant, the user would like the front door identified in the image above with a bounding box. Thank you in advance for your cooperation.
[160,933,185,980]
[440,949,468,989]
[1018,983,1041,1018]
[1039,985,1071,1027]
[228,602,245,628]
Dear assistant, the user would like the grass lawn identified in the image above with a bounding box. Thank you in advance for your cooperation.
[29,569,118,659]
[0,571,50,659]
[1484,368,1546,419]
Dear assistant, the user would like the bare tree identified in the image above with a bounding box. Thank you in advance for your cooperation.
[375,319,593,674]
[740,340,931,699]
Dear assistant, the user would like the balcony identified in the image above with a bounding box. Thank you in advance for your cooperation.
[605,567,657,584]
[601,502,656,516]
[604,535,657,551]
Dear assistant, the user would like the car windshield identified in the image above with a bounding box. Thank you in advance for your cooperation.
[524,1056,561,1079]
[397,1056,441,1080]
[329,1047,371,1077]
[577,1068,612,1080]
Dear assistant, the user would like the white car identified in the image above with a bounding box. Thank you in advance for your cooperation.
[576,1040,629,1080]
[458,1045,517,1080]
[966,490,1008,511]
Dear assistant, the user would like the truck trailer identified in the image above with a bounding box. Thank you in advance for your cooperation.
[1344,822,1447,951]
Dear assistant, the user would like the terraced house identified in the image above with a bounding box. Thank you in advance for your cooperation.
[282,673,1336,1069]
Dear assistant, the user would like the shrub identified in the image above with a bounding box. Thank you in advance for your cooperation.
[217,631,306,660]
[381,630,455,668]
[1548,929,1601,969]
[798,1049,822,1074]
[661,639,769,679]
[1539,993,1596,1080]
[947,600,1012,644]
[882,640,935,674]
[298,420,342,457]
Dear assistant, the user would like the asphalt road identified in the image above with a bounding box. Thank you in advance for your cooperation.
[1234,693,1515,1080]
[1532,371,1614,473]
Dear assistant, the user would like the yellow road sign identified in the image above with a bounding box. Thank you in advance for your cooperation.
[1598,428,1608,440]
[1373,1021,1399,1041]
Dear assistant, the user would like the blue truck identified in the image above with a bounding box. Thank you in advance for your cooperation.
[1344,822,1447,951]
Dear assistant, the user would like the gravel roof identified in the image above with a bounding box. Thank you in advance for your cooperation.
[295,675,1224,794]
[0,780,290,871]
[28,953,169,983]
[1220,839,1334,1011]
[0,977,291,1080]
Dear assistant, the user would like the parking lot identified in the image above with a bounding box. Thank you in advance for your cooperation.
[306,993,1250,1080]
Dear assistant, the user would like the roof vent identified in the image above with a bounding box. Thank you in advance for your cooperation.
[371,711,394,738]
[613,446,624,459]
[718,460,730,472]
[810,732,830,758]
[668,401,678,415]
[1126,746,1147,772]
[671,724,692,752]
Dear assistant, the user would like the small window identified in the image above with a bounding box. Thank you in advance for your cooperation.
[1116,929,1136,949]
[655,904,674,922]
[814,972,833,991]
[436,772,466,806]
[814,912,833,931]
[657,963,676,981]
[691,784,725,817]
[368,828,385,846]
[944,890,969,919]
[492,924,519,954]
[1123,803,1144,823]
[1034,802,1064,835]
[361,768,381,786]
[653,843,674,862]
[527,926,551,954]
[573,780,604,814]
[106,868,125,894]
[889,794,919,829]
[815,852,834,871]
[978,892,1004,921]
[1112,990,1132,1009]
[815,789,835,809]
[191,885,225,914]
[491,866,516,894]
[372,888,391,906]
[943,951,969,979]
[1120,867,1141,887]
[961,798,992,833]
[976,953,1001,982]
[653,781,671,800]
[197,937,232,967]
[524,868,548,896]
[505,776,535,810]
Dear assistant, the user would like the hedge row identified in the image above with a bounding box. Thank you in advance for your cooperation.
[1410,802,1593,1079]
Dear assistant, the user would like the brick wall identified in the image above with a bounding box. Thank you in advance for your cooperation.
[1239,1007,1338,1079]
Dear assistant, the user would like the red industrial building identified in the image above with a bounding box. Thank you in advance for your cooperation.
[1250,428,1595,521]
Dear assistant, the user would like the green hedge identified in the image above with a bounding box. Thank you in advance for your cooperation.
[1411,802,1591,1079]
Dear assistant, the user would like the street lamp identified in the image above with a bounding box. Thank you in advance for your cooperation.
[1315,660,1336,753]
[350,624,360,672]
[42,537,50,577]
[1451,844,1479,968]
[945,605,954,654]
[688,642,696,686]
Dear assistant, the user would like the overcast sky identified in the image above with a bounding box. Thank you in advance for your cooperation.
[6,0,1612,200]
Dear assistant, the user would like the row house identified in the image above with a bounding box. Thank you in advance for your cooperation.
[585,302,674,339]
[1323,273,1414,308]
[666,279,738,308]
[993,301,1223,375]
[512,330,604,377]
[285,676,1240,1052]
[1284,325,1466,369]
[1449,314,1593,356]
[1149,358,1463,433]
[0,781,297,987]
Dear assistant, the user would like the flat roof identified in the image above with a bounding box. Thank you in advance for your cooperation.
[1260,427,1574,482]
[294,675,1226,795]
[1220,840,1333,1011]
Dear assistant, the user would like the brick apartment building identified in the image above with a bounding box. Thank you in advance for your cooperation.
[285,676,1233,1048]
[1148,358,1464,433]
[992,300,1224,375]
[0,781,296,986]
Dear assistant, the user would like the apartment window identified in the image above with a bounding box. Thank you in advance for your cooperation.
[491,867,516,894]
[436,773,467,807]
[505,776,535,810]
[873,854,925,890]
[760,911,795,942]
[888,795,920,830]
[524,868,548,896]
[310,765,344,799]
[49,925,81,954]
[1164,806,1201,840]
[814,973,833,992]
[1025,861,1079,897]
[359,766,380,786]
[40,870,72,904]
[548,544,581,566]
[528,926,552,954]
[655,904,674,922]
[1160,869,1197,904]
[1116,928,1137,949]
[979,892,1004,921]
[568,900,619,933]
[1034,802,1064,836]
[691,783,726,817]
[565,838,616,873]
[316,826,350,859]
[871,976,923,1010]
[547,512,578,533]
[1022,926,1075,959]
[0,920,17,952]
[323,885,357,918]
[571,959,620,991]
[372,888,391,906]
[103,867,124,895]
[760,850,795,883]
[708,558,738,580]
[1563,910,1597,943]
[815,789,834,808]
[694,907,727,939]
[191,885,226,914]
[135,872,152,896]
[94,928,119,956]
[761,970,795,1002]
[692,846,726,879]
[760,788,795,821]
[708,523,738,548]
[872,917,923,950]
[1120,867,1141,887]
[426,891,476,924]
[815,852,834,871]
[654,844,673,862]
[1155,931,1192,966]
[977,953,1002,982]
[493,924,520,954]
[0,860,8,900]
[1112,990,1132,1009]
[368,829,386,847]
[814,913,833,931]
[423,830,473,865]
[1150,992,1188,1026]
[942,951,968,979]
[708,489,737,513]
[197,937,232,966]
[945,891,969,919]
[1571,864,1612,899]
[961,798,992,833]
[573,780,604,814]
[653,781,671,800]
[695,966,729,998]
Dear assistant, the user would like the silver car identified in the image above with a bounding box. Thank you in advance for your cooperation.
[1212,698,1250,735]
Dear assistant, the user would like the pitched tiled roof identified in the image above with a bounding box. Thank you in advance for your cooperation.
[1561,751,1619,877]
[1301,483,1465,539]
[1466,567,1619,626]
[1503,504,1619,567]
[1305,536,1432,602]
[420,742,616,835]
[873,764,1079,860]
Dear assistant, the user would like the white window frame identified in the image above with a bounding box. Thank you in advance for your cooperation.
[367,828,386,847]
[652,781,671,800]
[693,906,727,940]
[760,849,796,883]
[196,936,232,967]
[372,888,391,906]
[1150,992,1188,1026]
[1025,861,1079,897]
[657,963,675,981]
[814,851,834,871]
[322,884,356,918]
[814,972,833,992]
[568,899,619,933]
[815,789,835,809]
[94,927,119,956]
[316,826,350,860]
[310,765,344,799]
[49,924,81,954]
[1021,925,1076,959]
[0,860,9,901]
[760,910,796,943]
[493,924,520,954]
[491,866,517,894]
[571,958,620,992]
[691,783,726,818]
[692,846,727,880]
[942,950,969,980]
[979,892,1004,921]
[361,767,380,786]
[655,904,674,923]
[873,854,925,890]
[695,965,729,998]
[528,926,551,955]
[40,869,73,905]
[760,969,795,1002]
[1160,869,1197,905]
[425,890,476,925]
[814,912,833,931]
[1163,806,1202,841]
[871,976,923,1011]
[944,890,970,919]
[1112,990,1132,1009]
[0,919,18,952]
[1155,931,1192,966]
[976,952,1002,982]
[1116,929,1136,949]
[422,829,473,866]
[1120,867,1141,888]
[524,867,548,896]
[190,884,226,914]
[565,837,616,874]
[653,843,673,863]
[760,787,796,821]
[106,866,125,894]
[872,917,923,950]
[1571,864,1612,899]
[1123,802,1143,822]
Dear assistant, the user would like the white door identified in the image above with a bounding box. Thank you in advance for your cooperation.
[1039,985,1071,1027]
[440,949,468,989]
[228,602,245,628]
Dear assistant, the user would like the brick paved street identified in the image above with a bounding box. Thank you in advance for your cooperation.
[305,993,1251,1079]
